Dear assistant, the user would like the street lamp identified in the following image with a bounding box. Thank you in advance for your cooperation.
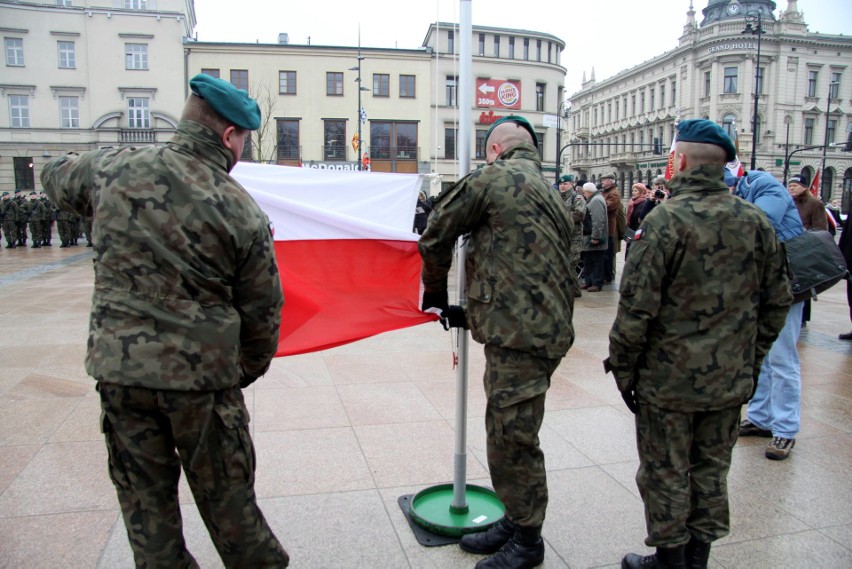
[348,45,369,170]
[741,7,766,171]
[555,100,571,184]
[820,81,841,199]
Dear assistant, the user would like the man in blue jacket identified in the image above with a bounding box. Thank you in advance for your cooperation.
[726,169,804,460]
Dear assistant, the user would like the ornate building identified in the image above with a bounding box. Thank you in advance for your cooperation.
[566,0,851,209]
[0,1,566,194]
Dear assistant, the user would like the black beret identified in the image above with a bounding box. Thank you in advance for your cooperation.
[189,73,261,130]
[788,175,805,186]
[676,119,737,163]
[485,115,538,148]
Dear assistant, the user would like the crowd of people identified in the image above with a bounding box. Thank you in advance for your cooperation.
[1,189,93,248]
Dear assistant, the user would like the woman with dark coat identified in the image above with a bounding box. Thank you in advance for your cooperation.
[413,191,432,234]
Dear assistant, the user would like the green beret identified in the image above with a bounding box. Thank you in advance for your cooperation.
[485,115,538,149]
[677,119,737,163]
[189,73,261,130]
[559,174,574,183]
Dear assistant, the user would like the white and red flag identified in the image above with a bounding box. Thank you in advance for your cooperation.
[233,162,436,357]
[808,170,821,197]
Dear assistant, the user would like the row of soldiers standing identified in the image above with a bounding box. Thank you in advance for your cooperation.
[1,190,93,249]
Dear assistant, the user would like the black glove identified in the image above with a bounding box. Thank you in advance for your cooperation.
[239,367,259,388]
[422,290,449,314]
[444,305,467,329]
[620,389,638,414]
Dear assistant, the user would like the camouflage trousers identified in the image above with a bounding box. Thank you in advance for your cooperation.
[483,345,560,528]
[635,403,740,547]
[2,220,14,245]
[97,383,289,569]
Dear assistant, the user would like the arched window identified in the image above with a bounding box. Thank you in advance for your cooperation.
[646,169,652,183]
[821,167,835,203]
[620,172,626,195]
[628,171,634,188]
[842,168,852,213]
[637,170,643,183]
[800,166,814,188]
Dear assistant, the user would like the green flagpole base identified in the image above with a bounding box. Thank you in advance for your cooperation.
[409,483,505,538]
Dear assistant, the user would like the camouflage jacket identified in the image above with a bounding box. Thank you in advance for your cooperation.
[561,189,586,238]
[41,120,284,391]
[419,143,576,359]
[0,198,16,221]
[607,165,792,411]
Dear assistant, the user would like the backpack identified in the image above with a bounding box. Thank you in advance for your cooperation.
[784,230,850,302]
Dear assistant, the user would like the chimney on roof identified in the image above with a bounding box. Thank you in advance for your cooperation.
[278,33,289,44]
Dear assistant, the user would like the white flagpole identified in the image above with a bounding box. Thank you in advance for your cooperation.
[452,0,472,511]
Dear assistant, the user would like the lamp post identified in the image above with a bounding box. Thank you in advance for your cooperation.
[741,9,766,171]
[555,101,571,184]
[820,81,841,199]
[348,43,369,170]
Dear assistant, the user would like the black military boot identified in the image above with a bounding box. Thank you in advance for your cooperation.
[59,241,68,248]
[475,525,544,569]
[32,240,40,248]
[684,537,710,569]
[622,545,686,569]
[460,518,517,554]
[4,242,14,249]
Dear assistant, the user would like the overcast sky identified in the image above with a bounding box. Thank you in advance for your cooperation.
[193,0,851,95]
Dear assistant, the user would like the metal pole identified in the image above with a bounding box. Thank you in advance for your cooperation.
[820,81,838,199]
[451,0,472,513]
[750,14,762,170]
[783,120,790,185]
[555,111,562,185]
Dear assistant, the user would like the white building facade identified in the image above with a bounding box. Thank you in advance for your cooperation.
[0,0,195,191]
[566,0,852,209]
[0,1,566,194]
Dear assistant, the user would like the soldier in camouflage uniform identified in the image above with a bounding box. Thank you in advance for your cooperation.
[14,190,29,246]
[27,192,48,247]
[41,193,55,246]
[420,116,576,569]
[56,207,76,247]
[558,174,586,285]
[605,119,792,569]
[41,74,289,569]
[1,192,17,248]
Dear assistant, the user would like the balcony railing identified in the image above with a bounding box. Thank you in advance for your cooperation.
[120,129,157,144]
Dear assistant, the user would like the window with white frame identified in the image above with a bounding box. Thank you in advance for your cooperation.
[125,43,148,70]
[125,0,148,9]
[59,96,79,128]
[9,95,30,127]
[723,67,738,93]
[279,70,296,95]
[807,70,818,97]
[56,0,72,6]
[127,97,150,128]
[5,38,24,66]
[58,41,76,69]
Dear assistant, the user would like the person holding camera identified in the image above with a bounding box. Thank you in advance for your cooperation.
[636,176,670,225]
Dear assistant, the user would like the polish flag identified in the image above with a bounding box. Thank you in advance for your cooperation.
[232,162,437,357]
[725,155,745,181]
[664,132,678,180]
[808,170,821,197]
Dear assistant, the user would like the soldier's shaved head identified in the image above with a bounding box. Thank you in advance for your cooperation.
[485,122,535,164]
[676,141,728,167]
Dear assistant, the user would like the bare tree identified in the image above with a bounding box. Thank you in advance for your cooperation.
[247,81,279,163]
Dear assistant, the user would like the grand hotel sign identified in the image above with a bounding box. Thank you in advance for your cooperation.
[708,42,758,54]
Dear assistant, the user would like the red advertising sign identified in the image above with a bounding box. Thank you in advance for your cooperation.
[475,79,522,110]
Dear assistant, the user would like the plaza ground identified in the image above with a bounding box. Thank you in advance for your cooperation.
[1,242,850,568]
